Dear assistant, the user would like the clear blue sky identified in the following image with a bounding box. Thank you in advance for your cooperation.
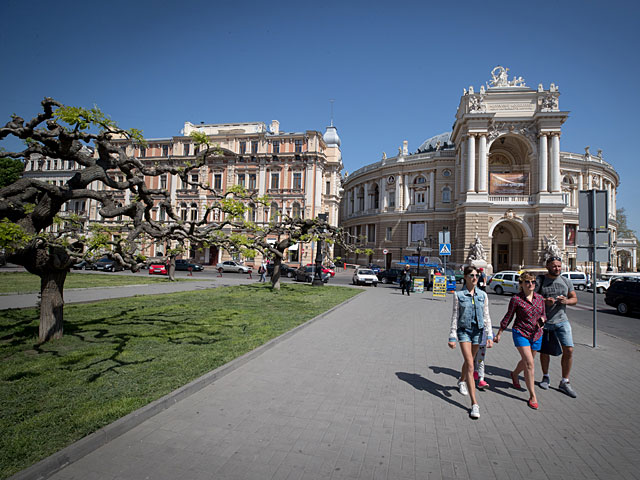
[2,0,639,233]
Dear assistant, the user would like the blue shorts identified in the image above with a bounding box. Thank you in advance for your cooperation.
[512,330,542,351]
[457,324,482,344]
[543,320,574,347]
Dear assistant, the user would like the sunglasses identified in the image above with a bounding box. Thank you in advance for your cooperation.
[467,274,479,278]
[520,280,536,284]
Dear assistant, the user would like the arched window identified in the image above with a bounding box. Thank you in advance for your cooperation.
[292,202,301,219]
[442,186,451,203]
[190,203,198,221]
[357,187,365,211]
[414,176,427,184]
[180,202,188,221]
[270,202,280,222]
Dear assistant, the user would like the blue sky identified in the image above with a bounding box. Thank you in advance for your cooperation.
[2,0,639,233]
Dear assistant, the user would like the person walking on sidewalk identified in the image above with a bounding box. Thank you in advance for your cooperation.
[494,271,546,410]
[448,266,493,419]
[400,264,412,296]
[258,261,267,283]
[537,256,578,398]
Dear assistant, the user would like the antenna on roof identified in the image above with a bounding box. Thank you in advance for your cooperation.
[329,99,335,126]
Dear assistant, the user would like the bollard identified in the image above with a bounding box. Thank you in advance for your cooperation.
[217,267,223,277]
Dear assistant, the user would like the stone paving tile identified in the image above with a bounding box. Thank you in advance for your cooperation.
[43,287,640,480]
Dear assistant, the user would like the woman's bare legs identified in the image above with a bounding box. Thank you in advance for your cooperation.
[460,342,480,406]
[516,346,538,403]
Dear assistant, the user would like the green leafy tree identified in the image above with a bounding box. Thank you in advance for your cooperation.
[0,157,24,187]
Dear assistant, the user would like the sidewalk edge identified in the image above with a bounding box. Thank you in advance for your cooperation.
[9,289,365,480]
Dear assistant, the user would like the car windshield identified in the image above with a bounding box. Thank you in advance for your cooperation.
[358,269,374,275]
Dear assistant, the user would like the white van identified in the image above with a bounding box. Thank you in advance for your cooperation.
[561,271,588,290]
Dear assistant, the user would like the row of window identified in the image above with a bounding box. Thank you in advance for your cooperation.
[158,202,305,223]
[348,222,434,245]
[348,187,451,212]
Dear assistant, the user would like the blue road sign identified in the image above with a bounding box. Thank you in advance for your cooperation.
[439,243,451,256]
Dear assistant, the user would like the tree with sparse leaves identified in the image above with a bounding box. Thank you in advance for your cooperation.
[0,99,357,342]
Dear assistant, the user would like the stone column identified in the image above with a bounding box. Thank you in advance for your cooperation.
[478,134,487,192]
[363,183,368,211]
[403,175,410,209]
[466,134,476,193]
[429,171,435,209]
[258,164,267,195]
[538,134,548,193]
[550,133,561,192]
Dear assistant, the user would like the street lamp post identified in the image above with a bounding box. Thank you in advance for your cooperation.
[312,213,328,286]
[417,239,424,277]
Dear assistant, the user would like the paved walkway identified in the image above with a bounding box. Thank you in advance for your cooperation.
[16,285,640,479]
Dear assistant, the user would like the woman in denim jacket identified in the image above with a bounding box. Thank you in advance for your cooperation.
[448,265,493,419]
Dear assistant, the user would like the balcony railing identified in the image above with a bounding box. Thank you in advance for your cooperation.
[488,195,535,205]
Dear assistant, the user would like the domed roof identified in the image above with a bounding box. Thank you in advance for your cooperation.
[323,124,341,147]
[418,132,454,152]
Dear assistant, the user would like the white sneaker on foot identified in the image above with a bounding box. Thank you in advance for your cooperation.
[470,404,480,419]
[458,381,468,396]
[539,376,550,390]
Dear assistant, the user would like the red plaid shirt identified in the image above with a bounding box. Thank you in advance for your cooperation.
[500,292,546,341]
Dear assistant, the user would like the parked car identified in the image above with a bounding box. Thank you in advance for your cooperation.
[266,263,295,278]
[352,268,378,287]
[587,279,610,294]
[454,269,465,283]
[71,260,91,270]
[294,266,329,283]
[378,268,402,284]
[561,271,588,291]
[216,260,251,273]
[148,263,168,275]
[92,257,123,272]
[175,259,204,271]
[487,270,520,295]
[368,264,383,275]
[605,278,640,315]
[306,263,335,277]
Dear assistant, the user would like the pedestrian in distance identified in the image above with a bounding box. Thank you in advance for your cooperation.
[477,267,487,291]
[258,261,267,283]
[448,265,493,419]
[494,271,546,409]
[537,256,578,398]
[400,264,412,296]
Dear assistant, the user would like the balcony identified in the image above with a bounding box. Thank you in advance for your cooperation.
[488,195,535,205]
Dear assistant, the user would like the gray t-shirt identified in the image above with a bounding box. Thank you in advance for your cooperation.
[537,274,574,324]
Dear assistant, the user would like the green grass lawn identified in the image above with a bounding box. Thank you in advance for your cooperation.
[0,283,360,478]
[0,272,189,294]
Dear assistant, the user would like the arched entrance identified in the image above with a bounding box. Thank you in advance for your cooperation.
[490,220,527,272]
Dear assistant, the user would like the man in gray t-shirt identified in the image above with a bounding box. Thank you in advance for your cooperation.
[537,257,578,398]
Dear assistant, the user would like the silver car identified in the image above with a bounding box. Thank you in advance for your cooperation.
[487,271,520,295]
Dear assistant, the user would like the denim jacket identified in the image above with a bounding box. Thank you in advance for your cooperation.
[454,287,486,330]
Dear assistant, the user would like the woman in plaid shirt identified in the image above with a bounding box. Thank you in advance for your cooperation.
[495,271,546,410]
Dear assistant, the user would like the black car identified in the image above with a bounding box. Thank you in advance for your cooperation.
[377,268,402,284]
[294,266,329,283]
[92,257,123,272]
[174,259,204,271]
[266,263,295,278]
[605,278,640,315]
[71,260,92,270]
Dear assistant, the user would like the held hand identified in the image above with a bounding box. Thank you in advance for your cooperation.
[486,339,493,348]
[544,297,556,306]
[448,341,456,349]
[556,295,567,304]
[494,333,501,344]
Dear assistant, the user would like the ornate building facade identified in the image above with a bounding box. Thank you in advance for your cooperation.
[23,119,343,266]
[340,67,635,273]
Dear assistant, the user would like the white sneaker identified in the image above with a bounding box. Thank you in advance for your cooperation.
[458,381,469,396]
[470,404,480,419]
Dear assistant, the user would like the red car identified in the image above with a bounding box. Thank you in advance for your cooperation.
[306,264,335,277]
[148,263,168,275]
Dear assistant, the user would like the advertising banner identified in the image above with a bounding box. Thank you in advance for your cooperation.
[433,276,447,298]
[489,173,529,195]
[565,224,576,247]
[413,277,425,293]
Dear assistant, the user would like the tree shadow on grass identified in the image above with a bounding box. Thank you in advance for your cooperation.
[395,372,467,411]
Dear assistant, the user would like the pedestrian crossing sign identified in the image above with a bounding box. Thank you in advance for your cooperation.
[439,243,451,256]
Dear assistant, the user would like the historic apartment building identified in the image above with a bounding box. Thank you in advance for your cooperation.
[339,67,636,273]
[23,119,343,266]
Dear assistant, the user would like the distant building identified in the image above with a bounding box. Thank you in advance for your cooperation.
[23,120,343,266]
[339,67,634,273]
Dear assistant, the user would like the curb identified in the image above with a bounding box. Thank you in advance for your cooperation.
[9,289,365,480]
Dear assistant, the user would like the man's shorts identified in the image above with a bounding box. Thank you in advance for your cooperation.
[512,330,542,351]
[543,320,574,347]
[457,324,482,344]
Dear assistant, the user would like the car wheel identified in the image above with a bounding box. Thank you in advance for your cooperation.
[381,277,388,284]
[617,301,630,315]
[373,283,377,287]
[494,285,504,295]
[597,287,604,294]
[577,284,585,291]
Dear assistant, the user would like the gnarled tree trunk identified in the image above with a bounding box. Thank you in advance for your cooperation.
[271,256,282,290]
[39,270,67,341]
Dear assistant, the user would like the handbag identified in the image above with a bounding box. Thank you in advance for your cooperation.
[540,328,562,356]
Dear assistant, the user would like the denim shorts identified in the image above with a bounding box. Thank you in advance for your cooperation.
[512,330,542,351]
[457,324,482,344]
[543,320,574,347]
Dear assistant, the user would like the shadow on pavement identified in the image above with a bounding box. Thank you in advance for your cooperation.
[395,371,467,411]
[429,365,526,402]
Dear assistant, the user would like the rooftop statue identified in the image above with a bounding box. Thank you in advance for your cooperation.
[488,66,527,88]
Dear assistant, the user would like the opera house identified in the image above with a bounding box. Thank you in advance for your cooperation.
[339,67,635,273]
